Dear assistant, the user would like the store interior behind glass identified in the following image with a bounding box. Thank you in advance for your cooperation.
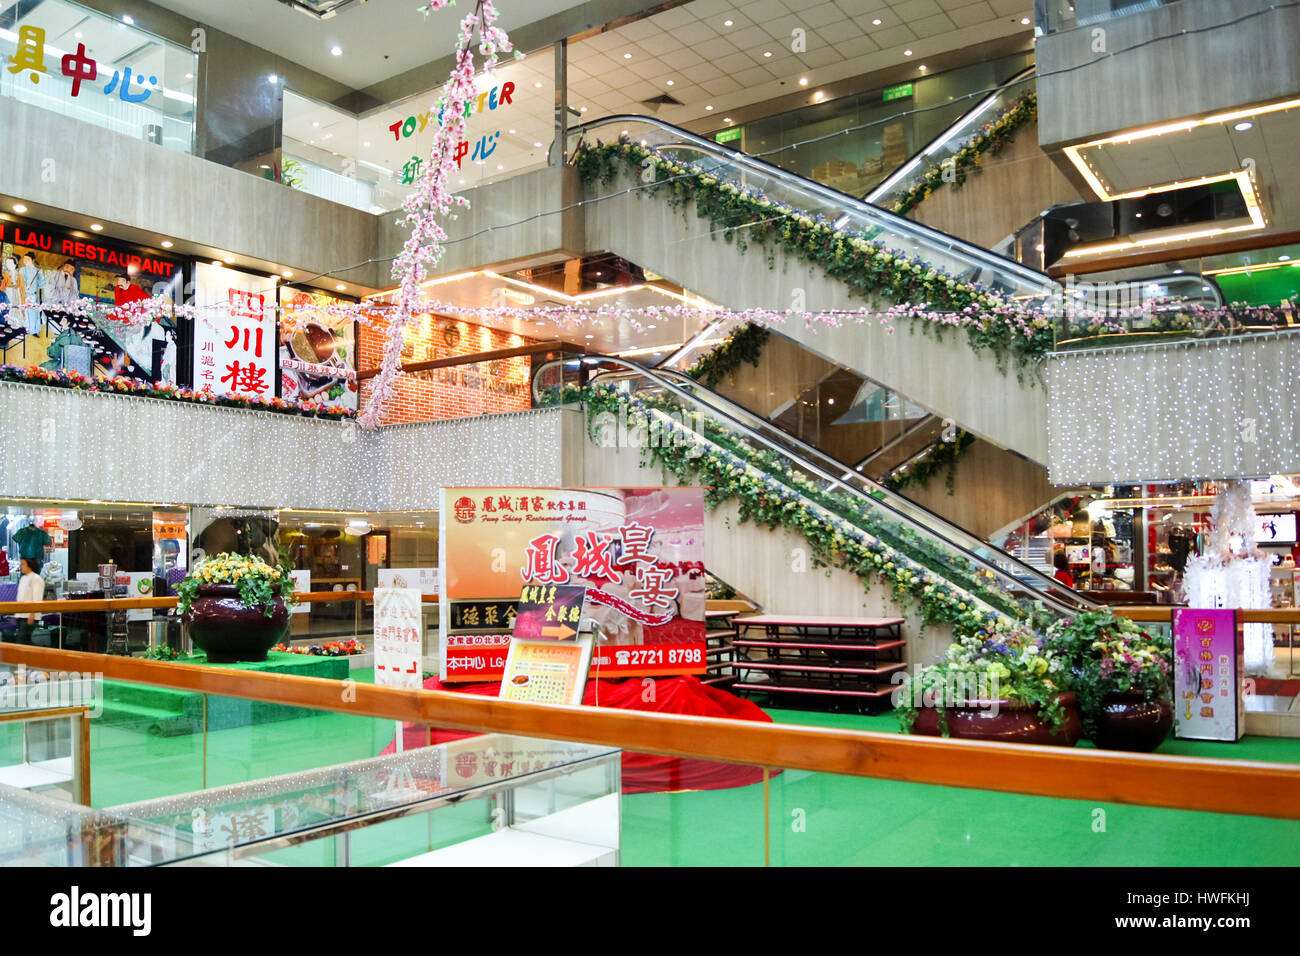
[1,500,439,655]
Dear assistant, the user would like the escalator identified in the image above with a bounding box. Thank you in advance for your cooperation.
[568,112,1058,462]
[865,67,1038,218]
[537,354,1098,636]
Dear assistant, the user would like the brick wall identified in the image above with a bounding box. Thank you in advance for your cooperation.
[358,314,537,425]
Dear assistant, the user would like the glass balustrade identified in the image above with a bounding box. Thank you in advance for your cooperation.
[0,0,195,155]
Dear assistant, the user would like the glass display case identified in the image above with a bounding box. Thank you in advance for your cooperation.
[107,734,620,867]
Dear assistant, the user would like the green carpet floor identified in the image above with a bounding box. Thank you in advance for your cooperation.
[8,668,1294,866]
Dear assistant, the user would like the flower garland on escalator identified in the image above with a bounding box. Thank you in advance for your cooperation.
[575,136,1055,374]
[548,382,1030,637]
[889,91,1038,216]
[883,430,977,496]
[685,323,771,387]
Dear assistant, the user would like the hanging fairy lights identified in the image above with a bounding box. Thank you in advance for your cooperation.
[1045,330,1300,485]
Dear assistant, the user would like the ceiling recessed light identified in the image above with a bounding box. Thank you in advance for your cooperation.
[532,141,542,147]
[623,52,632,59]
[122,15,133,25]
[534,81,542,88]
[508,128,516,134]
[160,240,173,248]
[666,79,674,86]
[330,45,342,56]
[723,19,733,26]
[621,129,628,135]
[919,64,927,71]
[12,204,26,213]
[705,105,713,111]
[497,163,503,169]
[1234,121,1253,131]
[212,260,222,267]
[813,90,824,100]
[904,49,913,56]
[223,255,234,264]
[336,284,346,291]
[872,18,882,25]
[363,140,370,147]
[1021,17,1030,24]
[268,74,278,83]
[1171,268,1184,274]
[281,270,293,278]
[799,77,808,86]
[763,51,772,57]
[1280,255,1293,261]
[312,121,320,127]
[724,117,732,123]
[89,223,102,231]
[580,106,588,112]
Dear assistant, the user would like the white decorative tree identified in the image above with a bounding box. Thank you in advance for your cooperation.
[1181,480,1275,675]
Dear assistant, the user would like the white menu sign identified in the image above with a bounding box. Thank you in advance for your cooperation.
[373,587,423,690]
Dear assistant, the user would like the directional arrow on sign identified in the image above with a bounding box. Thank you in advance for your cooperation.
[541,623,577,640]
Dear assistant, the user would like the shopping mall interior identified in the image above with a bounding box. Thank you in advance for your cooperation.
[1,0,1299,874]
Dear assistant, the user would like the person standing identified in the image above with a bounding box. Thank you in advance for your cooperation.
[15,556,44,643]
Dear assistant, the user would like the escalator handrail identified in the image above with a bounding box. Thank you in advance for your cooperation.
[864,66,1037,205]
[566,113,1060,298]
[541,353,1098,616]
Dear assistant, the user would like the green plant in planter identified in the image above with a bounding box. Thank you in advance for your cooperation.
[895,621,1071,735]
[175,552,296,618]
[1043,610,1171,737]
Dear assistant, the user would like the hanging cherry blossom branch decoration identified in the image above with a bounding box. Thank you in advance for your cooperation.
[359,0,518,428]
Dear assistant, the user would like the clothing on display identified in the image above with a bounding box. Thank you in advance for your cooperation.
[13,524,51,561]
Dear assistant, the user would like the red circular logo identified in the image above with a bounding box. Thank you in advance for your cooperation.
[453,496,477,524]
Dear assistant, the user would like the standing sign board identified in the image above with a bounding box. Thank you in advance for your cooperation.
[1173,608,1244,741]
[498,584,592,705]
[439,487,706,683]
[374,588,423,690]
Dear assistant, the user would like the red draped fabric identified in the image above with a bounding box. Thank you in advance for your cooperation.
[381,675,775,793]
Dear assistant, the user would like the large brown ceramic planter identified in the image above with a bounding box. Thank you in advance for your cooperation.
[911,692,1082,746]
[1091,691,1173,752]
[185,584,288,664]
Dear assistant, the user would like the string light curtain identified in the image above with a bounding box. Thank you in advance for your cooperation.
[0,381,566,511]
[1046,332,1300,485]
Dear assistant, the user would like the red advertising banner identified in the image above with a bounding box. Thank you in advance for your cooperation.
[439,487,706,682]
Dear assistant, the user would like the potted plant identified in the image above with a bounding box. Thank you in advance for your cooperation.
[1044,610,1173,752]
[176,553,294,663]
[896,623,1081,746]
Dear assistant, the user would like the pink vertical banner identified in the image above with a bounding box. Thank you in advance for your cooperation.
[1173,608,1243,742]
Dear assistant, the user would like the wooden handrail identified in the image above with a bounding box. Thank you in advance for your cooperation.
[1113,607,1300,625]
[1,643,1298,821]
[355,339,590,382]
[0,590,438,614]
